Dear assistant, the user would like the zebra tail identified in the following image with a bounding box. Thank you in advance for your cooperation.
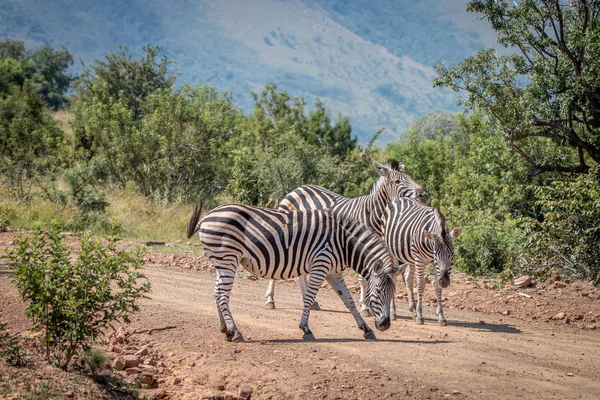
[186,203,203,239]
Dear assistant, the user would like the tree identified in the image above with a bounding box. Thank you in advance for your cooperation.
[434,0,600,176]
[75,45,176,122]
[0,82,66,198]
[0,39,75,109]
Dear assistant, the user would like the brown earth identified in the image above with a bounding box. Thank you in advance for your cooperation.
[1,232,600,399]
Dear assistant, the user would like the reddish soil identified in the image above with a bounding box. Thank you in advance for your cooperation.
[1,231,600,399]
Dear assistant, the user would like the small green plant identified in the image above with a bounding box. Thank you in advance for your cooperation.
[8,221,150,369]
[82,347,109,374]
[0,322,28,366]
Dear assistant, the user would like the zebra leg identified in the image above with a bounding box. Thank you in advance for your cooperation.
[404,264,416,315]
[265,279,275,309]
[213,267,244,342]
[299,267,329,341]
[326,272,376,340]
[434,282,447,326]
[358,274,371,317]
[299,274,321,310]
[414,262,426,325]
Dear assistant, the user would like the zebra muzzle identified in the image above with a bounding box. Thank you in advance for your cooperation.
[375,316,390,331]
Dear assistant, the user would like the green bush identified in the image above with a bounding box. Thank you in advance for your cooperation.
[520,166,600,282]
[453,214,524,276]
[0,322,28,366]
[8,221,150,368]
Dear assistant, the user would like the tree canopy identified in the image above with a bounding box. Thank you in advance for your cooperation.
[434,0,600,176]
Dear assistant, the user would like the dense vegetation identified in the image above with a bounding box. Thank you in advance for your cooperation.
[1,0,599,286]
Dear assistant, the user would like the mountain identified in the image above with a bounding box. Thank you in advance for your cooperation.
[0,0,496,144]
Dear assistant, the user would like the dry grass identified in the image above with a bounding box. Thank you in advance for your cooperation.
[0,186,197,243]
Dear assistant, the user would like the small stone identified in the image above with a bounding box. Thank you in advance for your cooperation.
[112,356,126,371]
[173,377,182,386]
[330,363,337,370]
[502,311,510,316]
[452,390,461,395]
[157,361,166,368]
[554,281,567,288]
[135,347,149,357]
[216,383,225,390]
[566,373,574,377]
[123,355,140,368]
[479,320,486,325]
[141,373,155,384]
[168,352,175,357]
[125,367,142,375]
[513,276,532,288]
[563,317,570,325]
[239,387,253,400]
[551,312,566,320]
[151,389,167,400]
[143,358,156,366]
[545,274,560,284]
[65,392,74,398]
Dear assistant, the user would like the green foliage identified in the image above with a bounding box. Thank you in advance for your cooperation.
[0,322,28,366]
[520,166,600,281]
[229,85,368,206]
[434,0,600,175]
[8,222,150,369]
[0,81,67,199]
[0,39,75,109]
[82,347,109,374]
[75,45,175,125]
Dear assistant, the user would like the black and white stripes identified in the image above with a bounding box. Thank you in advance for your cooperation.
[374,198,461,325]
[265,160,429,309]
[188,203,397,342]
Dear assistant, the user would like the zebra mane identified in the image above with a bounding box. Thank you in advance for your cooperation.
[433,207,448,237]
[368,159,405,194]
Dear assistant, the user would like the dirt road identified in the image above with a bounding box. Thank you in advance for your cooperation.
[117,264,600,399]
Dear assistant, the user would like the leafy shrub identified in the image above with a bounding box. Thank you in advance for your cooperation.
[8,221,150,368]
[0,322,28,366]
[520,166,600,282]
[453,214,524,276]
[82,348,109,374]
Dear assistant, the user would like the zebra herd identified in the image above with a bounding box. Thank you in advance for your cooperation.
[187,160,461,342]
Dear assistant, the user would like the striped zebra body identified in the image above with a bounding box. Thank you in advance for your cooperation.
[264,160,429,310]
[188,203,397,342]
[364,198,461,325]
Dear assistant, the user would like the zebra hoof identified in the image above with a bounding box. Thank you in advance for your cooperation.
[360,309,372,317]
[363,331,377,340]
[231,331,245,342]
[265,302,275,309]
[438,319,447,326]
[310,302,321,311]
[415,317,424,325]
[303,332,316,341]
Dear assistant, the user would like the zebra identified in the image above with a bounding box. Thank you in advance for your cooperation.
[358,198,461,325]
[187,203,397,342]
[264,159,429,310]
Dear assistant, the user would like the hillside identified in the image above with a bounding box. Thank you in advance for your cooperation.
[0,0,495,143]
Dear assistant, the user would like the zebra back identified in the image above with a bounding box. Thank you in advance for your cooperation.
[278,159,428,234]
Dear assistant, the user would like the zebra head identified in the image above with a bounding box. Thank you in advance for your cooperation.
[372,160,430,205]
[423,208,462,289]
[365,260,397,331]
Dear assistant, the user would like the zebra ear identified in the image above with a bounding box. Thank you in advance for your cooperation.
[373,161,389,178]
[423,230,437,242]
[392,265,404,276]
[373,259,384,275]
[450,227,462,240]
[397,162,405,173]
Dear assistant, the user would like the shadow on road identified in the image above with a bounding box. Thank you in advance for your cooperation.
[251,338,452,344]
